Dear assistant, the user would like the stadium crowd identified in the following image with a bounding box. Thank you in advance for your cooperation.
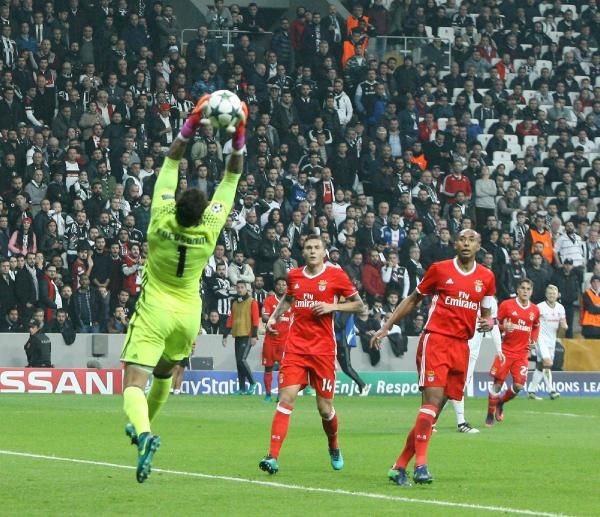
[1,0,600,353]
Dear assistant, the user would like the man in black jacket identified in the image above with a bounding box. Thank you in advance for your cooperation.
[14,252,38,320]
[0,307,24,332]
[45,308,76,345]
[551,259,581,337]
[0,259,16,315]
[24,319,52,367]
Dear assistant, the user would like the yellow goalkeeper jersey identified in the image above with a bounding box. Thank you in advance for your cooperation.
[141,157,239,309]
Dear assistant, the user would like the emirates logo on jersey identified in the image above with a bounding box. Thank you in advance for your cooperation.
[318,280,327,292]
[474,279,484,293]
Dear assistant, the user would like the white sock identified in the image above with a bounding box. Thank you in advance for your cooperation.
[543,369,553,393]
[529,369,543,392]
[451,399,466,426]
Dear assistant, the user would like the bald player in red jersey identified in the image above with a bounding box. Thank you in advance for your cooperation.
[486,278,540,427]
[372,229,496,486]
[261,277,291,401]
[258,235,364,475]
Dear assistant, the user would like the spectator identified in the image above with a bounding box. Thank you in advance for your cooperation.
[362,248,385,303]
[206,262,233,325]
[272,245,297,280]
[45,308,76,345]
[526,253,553,304]
[121,242,142,299]
[551,259,580,337]
[38,263,62,322]
[8,217,37,255]
[200,309,223,334]
[15,252,38,320]
[107,305,129,334]
[72,274,101,333]
[0,306,23,332]
[554,221,585,269]
[581,276,600,339]
[228,250,256,289]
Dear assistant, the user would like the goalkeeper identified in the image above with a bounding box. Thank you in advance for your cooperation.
[120,94,248,483]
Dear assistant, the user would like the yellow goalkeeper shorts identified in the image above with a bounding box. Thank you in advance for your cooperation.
[120,301,200,368]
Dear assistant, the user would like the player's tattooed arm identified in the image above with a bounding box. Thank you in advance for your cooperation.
[477,306,494,333]
[312,293,364,316]
[266,294,293,334]
[370,290,423,349]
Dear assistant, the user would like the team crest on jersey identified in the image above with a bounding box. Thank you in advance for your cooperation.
[427,370,435,382]
[318,280,327,291]
[474,279,484,293]
[211,203,223,213]
[529,312,535,320]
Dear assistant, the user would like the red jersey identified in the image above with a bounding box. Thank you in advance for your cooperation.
[441,173,472,201]
[285,264,358,356]
[498,298,540,358]
[263,294,291,347]
[121,254,141,296]
[417,258,496,341]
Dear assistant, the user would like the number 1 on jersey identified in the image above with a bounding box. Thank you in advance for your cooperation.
[176,245,187,277]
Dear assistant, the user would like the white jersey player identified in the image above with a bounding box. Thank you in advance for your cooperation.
[450,296,501,433]
[528,285,567,400]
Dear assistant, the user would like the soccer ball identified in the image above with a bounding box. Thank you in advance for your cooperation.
[205,90,243,133]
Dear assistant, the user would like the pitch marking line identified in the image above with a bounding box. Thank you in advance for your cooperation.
[0,449,573,517]
[523,410,598,418]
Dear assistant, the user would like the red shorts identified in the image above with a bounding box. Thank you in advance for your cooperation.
[278,352,336,400]
[262,339,285,367]
[489,355,528,385]
[416,332,470,401]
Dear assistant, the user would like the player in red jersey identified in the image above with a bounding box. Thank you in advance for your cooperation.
[258,235,364,474]
[486,278,540,426]
[372,229,496,485]
[261,277,291,402]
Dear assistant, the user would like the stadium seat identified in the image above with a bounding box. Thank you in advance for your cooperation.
[535,60,553,73]
[523,135,539,148]
[513,59,526,71]
[495,161,514,171]
[561,5,578,18]
[484,119,499,132]
[562,211,575,222]
[568,92,580,105]
[519,196,536,209]
[477,134,493,147]
[505,135,519,148]
[522,90,536,102]
[437,118,448,130]
[493,151,512,162]
[532,167,549,176]
[437,27,454,41]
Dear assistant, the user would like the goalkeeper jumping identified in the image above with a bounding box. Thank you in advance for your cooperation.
[120,94,248,483]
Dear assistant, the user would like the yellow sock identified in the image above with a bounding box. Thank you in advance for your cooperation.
[123,386,151,435]
[147,376,172,423]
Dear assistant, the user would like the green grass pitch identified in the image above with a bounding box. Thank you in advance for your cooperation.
[0,395,596,516]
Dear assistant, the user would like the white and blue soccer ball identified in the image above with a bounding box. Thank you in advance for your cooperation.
[205,90,243,132]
